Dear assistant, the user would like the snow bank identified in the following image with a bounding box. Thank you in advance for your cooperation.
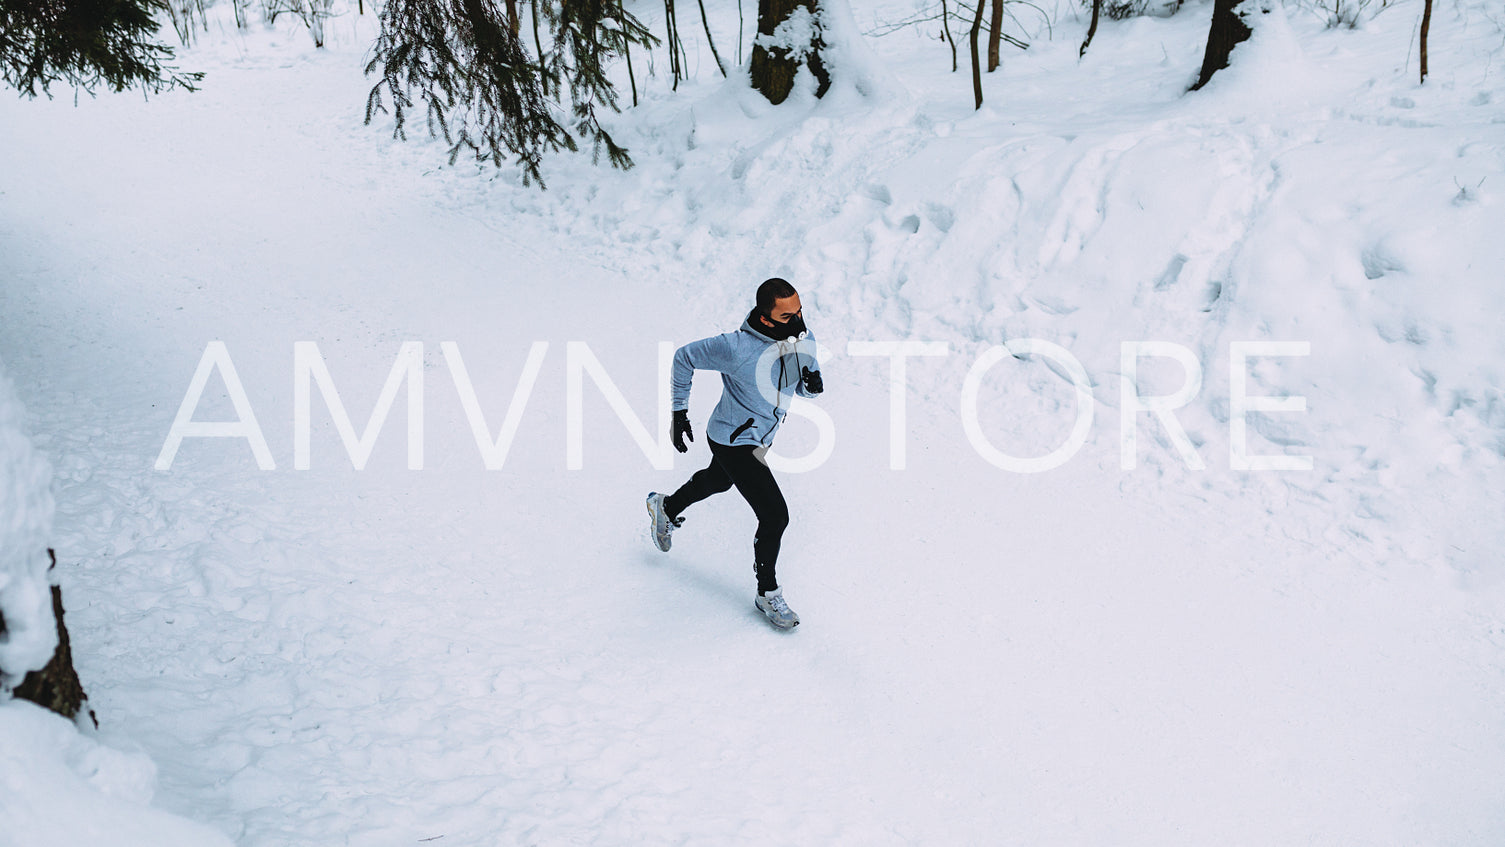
[0,700,236,847]
[0,358,56,686]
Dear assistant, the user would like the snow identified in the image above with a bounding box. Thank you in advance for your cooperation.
[0,700,236,847]
[757,6,821,59]
[1,316,224,847]
[0,358,56,685]
[1,0,1504,845]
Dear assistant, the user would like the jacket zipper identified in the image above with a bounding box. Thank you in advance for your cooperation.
[762,342,790,446]
[747,334,803,447]
[730,418,756,442]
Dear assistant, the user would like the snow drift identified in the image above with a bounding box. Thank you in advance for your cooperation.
[0,357,56,686]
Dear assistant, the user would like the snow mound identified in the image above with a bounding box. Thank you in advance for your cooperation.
[815,0,908,105]
[0,700,236,847]
[0,358,56,686]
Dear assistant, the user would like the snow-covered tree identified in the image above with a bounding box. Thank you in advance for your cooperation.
[1193,0,1254,90]
[750,0,831,104]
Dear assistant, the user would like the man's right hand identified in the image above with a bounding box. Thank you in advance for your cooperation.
[672,409,694,453]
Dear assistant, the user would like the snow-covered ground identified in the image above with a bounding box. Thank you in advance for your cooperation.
[2,0,1504,844]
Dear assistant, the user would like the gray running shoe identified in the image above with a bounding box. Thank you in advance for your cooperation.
[645,492,683,552]
[755,587,800,629]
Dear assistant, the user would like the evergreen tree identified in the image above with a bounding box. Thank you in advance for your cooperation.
[546,0,655,169]
[0,0,199,97]
[365,0,656,187]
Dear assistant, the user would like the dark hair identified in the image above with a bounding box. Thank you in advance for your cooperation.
[755,277,798,316]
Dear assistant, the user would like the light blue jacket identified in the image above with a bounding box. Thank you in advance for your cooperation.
[671,313,823,448]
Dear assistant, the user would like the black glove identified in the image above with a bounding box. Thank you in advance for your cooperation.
[672,409,694,453]
[801,366,824,395]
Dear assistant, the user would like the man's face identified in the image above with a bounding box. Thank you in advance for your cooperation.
[762,293,802,327]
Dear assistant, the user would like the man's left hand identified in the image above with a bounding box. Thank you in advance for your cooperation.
[801,366,823,395]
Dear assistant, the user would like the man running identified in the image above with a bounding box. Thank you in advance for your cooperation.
[646,278,825,629]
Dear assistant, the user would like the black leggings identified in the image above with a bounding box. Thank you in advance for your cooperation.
[663,440,789,593]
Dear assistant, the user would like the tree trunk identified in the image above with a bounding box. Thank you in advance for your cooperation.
[968,0,985,108]
[1080,0,1102,58]
[531,0,548,96]
[665,0,683,89]
[697,0,728,77]
[9,551,94,725]
[1192,0,1252,91]
[986,0,1002,72]
[1418,0,1432,83]
[749,0,830,104]
[941,0,957,72]
[624,32,638,105]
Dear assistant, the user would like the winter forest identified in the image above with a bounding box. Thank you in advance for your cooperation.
[2,0,1503,843]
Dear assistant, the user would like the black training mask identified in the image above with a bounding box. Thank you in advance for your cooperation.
[761,311,806,340]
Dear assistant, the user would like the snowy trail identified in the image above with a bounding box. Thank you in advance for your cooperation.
[0,45,994,844]
[4,5,1505,846]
